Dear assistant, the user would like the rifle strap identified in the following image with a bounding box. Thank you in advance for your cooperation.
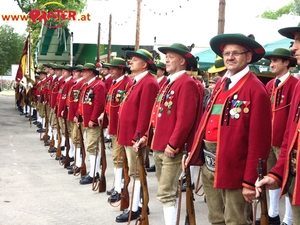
[195,166,205,196]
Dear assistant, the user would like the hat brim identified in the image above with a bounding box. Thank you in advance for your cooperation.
[264,53,296,61]
[210,34,265,64]
[207,65,227,73]
[278,26,300,39]
[126,51,157,72]
[158,47,198,68]
[83,68,99,75]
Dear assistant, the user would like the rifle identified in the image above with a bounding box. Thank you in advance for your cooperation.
[145,146,150,169]
[78,118,87,177]
[63,114,70,168]
[120,148,130,210]
[98,127,107,193]
[136,131,149,225]
[256,158,269,225]
[55,112,62,160]
[43,104,49,143]
[184,143,196,225]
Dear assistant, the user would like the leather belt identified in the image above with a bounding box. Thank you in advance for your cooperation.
[203,140,217,172]
[290,149,297,176]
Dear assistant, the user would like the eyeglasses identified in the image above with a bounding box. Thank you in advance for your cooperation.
[222,51,250,57]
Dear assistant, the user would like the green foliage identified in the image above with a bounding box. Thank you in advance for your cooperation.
[260,2,294,19]
[292,0,300,15]
[15,0,87,57]
[0,25,26,75]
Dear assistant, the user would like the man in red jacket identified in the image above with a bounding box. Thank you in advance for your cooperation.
[74,63,107,185]
[115,49,159,222]
[255,48,297,225]
[98,57,133,203]
[65,65,86,175]
[186,34,272,224]
[256,24,300,225]
[136,43,204,224]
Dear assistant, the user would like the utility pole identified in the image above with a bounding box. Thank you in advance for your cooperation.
[107,14,112,62]
[135,0,141,51]
[218,0,226,34]
[96,23,101,64]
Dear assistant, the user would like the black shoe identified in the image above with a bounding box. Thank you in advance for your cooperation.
[106,187,115,195]
[37,128,46,133]
[20,112,27,116]
[25,115,31,118]
[79,173,99,185]
[69,157,74,162]
[29,117,37,121]
[116,209,139,223]
[146,165,156,172]
[67,163,75,170]
[108,191,121,203]
[68,166,81,174]
[48,147,57,153]
[104,137,111,143]
[33,121,39,125]
[36,124,42,128]
[138,206,150,215]
[44,141,50,146]
[255,215,280,225]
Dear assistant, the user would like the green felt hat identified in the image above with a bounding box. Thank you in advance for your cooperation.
[62,64,72,71]
[53,64,64,70]
[278,23,300,39]
[126,49,157,72]
[207,56,226,73]
[210,33,265,63]
[37,70,47,75]
[264,48,295,60]
[102,63,110,69]
[155,61,166,70]
[82,63,99,75]
[71,64,84,71]
[42,63,52,68]
[158,43,198,68]
[107,57,128,68]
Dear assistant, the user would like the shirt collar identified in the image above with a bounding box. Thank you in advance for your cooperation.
[64,76,72,82]
[157,76,165,83]
[115,75,125,83]
[222,66,250,90]
[87,77,96,85]
[134,71,148,83]
[105,74,111,79]
[168,70,185,83]
[277,71,290,83]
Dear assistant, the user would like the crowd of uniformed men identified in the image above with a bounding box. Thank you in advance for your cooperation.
[14,22,300,225]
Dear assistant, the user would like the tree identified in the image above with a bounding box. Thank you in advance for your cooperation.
[15,0,87,56]
[0,25,26,75]
[260,2,294,19]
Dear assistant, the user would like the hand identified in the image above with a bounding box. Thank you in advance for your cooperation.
[61,110,64,117]
[98,113,104,126]
[255,176,279,198]
[73,116,78,123]
[133,137,146,153]
[88,120,96,128]
[181,154,187,171]
[164,147,175,158]
[242,187,256,203]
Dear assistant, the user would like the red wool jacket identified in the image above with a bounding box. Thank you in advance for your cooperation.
[77,77,107,128]
[66,79,86,122]
[187,72,272,189]
[105,76,133,135]
[266,75,298,147]
[270,81,300,205]
[149,73,204,154]
[57,77,74,118]
[117,72,159,146]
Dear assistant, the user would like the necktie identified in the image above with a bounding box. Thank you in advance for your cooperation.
[112,80,116,85]
[223,78,231,92]
[133,79,136,85]
[165,78,170,86]
[275,78,281,88]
